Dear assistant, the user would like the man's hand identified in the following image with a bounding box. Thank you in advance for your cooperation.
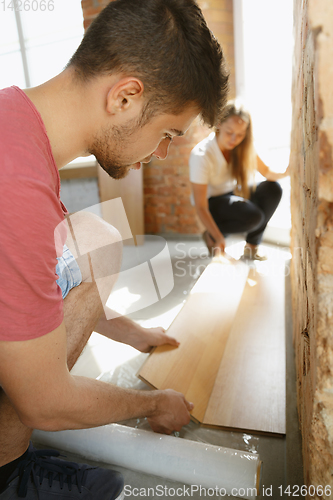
[95,315,180,353]
[0,322,192,432]
[148,389,194,434]
[132,326,179,353]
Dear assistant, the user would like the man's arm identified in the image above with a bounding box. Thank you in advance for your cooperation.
[94,313,180,353]
[0,321,193,434]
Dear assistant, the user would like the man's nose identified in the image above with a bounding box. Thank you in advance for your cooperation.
[153,138,172,160]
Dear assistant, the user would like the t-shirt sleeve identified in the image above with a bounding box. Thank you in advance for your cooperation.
[0,177,64,341]
[189,147,210,185]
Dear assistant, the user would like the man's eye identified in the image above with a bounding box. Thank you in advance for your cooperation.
[165,134,173,142]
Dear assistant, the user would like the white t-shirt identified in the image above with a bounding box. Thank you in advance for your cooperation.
[189,132,237,198]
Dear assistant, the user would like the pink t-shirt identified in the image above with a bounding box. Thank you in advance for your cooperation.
[0,86,67,341]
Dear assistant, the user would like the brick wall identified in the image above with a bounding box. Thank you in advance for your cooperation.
[81,0,108,30]
[145,0,235,234]
[144,119,209,234]
[80,0,235,235]
[290,0,333,493]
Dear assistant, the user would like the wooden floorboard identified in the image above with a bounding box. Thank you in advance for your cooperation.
[139,261,249,423]
[203,267,286,434]
[138,260,286,435]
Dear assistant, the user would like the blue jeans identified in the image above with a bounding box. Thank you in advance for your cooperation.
[56,245,82,299]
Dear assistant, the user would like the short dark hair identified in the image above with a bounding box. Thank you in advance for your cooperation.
[67,0,229,127]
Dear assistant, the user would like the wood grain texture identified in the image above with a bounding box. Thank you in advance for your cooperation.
[98,166,144,243]
[138,262,286,435]
[203,267,286,434]
[138,261,249,423]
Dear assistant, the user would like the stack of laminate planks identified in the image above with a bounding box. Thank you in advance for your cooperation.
[138,258,286,435]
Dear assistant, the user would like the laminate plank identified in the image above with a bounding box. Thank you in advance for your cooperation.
[138,261,249,423]
[203,267,286,434]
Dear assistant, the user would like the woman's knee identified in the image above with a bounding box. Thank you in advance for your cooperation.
[246,205,265,229]
[257,180,283,201]
[269,180,282,201]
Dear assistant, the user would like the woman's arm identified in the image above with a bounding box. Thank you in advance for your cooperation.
[257,155,289,181]
[191,182,225,253]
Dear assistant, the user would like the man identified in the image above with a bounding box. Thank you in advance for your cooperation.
[0,0,228,498]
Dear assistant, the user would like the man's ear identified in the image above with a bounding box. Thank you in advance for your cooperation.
[106,77,144,115]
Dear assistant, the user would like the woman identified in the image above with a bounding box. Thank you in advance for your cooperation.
[189,102,289,260]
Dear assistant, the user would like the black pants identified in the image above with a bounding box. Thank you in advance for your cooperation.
[208,181,282,246]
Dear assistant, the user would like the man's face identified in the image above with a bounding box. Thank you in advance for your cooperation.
[89,107,198,179]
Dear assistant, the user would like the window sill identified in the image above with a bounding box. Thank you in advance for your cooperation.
[59,157,98,180]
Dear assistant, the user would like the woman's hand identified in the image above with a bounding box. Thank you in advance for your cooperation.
[281,165,290,177]
[270,165,289,180]
[257,156,290,181]
[211,234,226,255]
[192,182,226,255]
[203,229,225,255]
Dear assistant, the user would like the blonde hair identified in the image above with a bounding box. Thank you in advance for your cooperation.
[217,101,256,198]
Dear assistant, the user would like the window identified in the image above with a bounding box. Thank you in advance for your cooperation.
[233,0,293,246]
[0,0,84,89]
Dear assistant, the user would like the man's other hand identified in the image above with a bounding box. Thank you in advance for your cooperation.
[147,389,193,434]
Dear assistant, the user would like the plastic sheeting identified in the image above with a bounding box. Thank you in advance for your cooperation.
[33,424,261,500]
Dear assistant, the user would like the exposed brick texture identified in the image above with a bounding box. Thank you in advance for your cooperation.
[144,121,208,234]
[145,0,236,235]
[80,0,235,235]
[290,0,333,493]
[81,0,109,30]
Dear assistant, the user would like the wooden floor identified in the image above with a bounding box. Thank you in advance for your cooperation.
[138,257,286,435]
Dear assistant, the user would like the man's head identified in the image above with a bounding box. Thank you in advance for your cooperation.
[67,0,229,128]
[89,105,198,179]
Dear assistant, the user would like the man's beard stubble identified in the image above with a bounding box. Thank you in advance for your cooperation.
[88,120,140,180]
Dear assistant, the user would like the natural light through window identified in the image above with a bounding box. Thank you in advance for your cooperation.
[0,0,84,89]
[234,0,293,244]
